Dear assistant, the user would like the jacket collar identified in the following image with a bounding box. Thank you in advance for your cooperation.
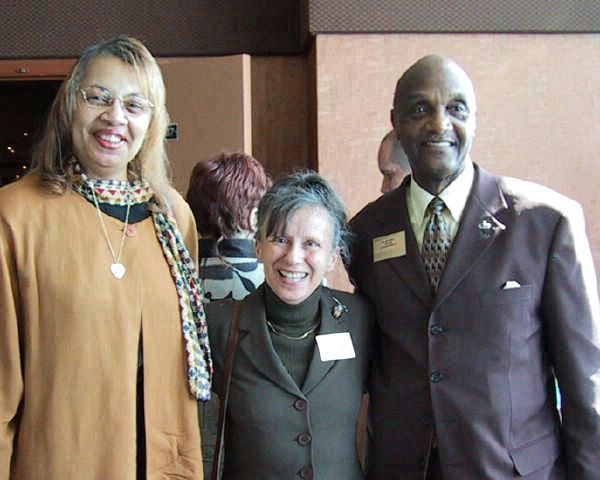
[370,164,508,307]
[372,177,432,304]
[237,285,352,397]
[433,163,508,304]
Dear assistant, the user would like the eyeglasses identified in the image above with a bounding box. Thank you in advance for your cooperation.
[79,86,154,116]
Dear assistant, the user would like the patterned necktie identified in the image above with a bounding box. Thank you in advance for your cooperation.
[422,197,451,292]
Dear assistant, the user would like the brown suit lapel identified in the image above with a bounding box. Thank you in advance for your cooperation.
[434,165,509,305]
[372,181,433,307]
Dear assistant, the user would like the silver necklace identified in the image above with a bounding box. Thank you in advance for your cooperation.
[266,319,320,340]
[89,182,132,279]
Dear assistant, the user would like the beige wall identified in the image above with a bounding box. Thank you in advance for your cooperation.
[314,33,600,290]
[161,55,252,195]
[163,55,311,195]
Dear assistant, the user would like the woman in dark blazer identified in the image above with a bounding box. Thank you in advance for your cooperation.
[206,171,373,479]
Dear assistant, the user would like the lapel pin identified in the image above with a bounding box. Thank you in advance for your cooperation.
[478,215,507,239]
[478,215,506,239]
[331,296,348,319]
[478,218,493,238]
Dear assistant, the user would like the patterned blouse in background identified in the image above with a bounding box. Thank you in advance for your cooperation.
[199,238,264,302]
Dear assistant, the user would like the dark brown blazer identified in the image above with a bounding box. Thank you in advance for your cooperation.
[206,285,373,480]
[348,164,600,479]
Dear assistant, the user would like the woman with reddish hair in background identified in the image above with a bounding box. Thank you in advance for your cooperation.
[186,151,271,475]
[186,151,271,302]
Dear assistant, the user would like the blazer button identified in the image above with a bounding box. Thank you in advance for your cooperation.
[430,325,443,335]
[430,371,443,383]
[299,466,314,479]
[294,399,308,411]
[297,433,312,446]
[125,224,137,237]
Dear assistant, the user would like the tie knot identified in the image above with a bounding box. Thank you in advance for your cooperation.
[427,197,446,216]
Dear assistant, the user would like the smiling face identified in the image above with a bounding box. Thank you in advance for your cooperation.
[256,205,338,305]
[71,56,152,181]
[392,55,476,194]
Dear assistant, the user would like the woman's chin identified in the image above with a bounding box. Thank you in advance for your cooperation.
[270,283,313,306]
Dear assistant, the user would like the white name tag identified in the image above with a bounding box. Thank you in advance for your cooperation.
[315,332,356,362]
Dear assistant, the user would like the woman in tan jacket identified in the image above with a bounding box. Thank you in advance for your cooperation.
[0,37,211,479]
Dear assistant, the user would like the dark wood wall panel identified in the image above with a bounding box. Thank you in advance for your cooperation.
[309,0,600,33]
[251,56,309,181]
[0,0,305,58]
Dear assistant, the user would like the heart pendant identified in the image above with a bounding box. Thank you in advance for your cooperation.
[110,263,126,279]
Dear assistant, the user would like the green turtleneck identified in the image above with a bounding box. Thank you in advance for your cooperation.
[264,284,321,387]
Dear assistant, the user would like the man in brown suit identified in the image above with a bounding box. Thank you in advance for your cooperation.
[347,55,600,479]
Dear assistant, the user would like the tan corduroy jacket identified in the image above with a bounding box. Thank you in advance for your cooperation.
[0,174,203,479]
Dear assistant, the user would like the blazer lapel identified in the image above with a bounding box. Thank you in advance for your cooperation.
[435,164,508,304]
[236,287,302,397]
[373,179,433,306]
[302,292,351,395]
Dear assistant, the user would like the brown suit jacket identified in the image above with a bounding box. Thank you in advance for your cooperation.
[348,164,600,479]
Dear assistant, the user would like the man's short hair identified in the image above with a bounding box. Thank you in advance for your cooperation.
[381,130,410,170]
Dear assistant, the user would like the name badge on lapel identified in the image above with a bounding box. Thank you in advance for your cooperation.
[316,332,356,362]
[372,231,406,262]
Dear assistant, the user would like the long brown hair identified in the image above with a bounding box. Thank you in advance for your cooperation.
[31,36,173,209]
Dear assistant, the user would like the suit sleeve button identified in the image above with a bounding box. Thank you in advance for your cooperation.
[430,371,443,383]
[430,325,443,335]
[299,466,314,478]
[294,399,308,411]
[297,433,312,445]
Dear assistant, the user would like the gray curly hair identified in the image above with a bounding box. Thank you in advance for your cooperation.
[256,170,352,262]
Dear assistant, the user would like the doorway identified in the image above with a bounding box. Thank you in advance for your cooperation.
[0,80,61,187]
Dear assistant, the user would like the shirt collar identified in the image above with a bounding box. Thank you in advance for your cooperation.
[408,159,474,223]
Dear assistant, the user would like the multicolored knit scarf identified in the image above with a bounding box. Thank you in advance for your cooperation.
[72,175,212,400]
